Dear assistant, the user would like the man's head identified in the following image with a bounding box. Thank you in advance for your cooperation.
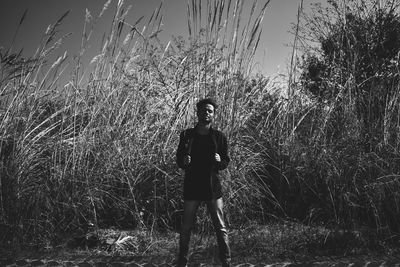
[196,98,217,124]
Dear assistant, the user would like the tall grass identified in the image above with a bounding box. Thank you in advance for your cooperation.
[2,0,400,249]
[271,0,400,236]
[0,0,276,246]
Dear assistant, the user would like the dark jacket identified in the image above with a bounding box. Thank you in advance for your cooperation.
[176,126,230,200]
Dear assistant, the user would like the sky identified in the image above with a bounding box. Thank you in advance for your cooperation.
[0,0,326,82]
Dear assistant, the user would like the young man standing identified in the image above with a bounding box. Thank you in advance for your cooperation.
[176,98,231,267]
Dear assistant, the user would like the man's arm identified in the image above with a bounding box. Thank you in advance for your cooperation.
[176,131,190,169]
[215,133,230,170]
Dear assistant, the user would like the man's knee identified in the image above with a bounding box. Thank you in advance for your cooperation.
[181,217,196,233]
[181,223,192,233]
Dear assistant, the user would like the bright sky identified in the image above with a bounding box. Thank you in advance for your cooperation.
[0,0,326,81]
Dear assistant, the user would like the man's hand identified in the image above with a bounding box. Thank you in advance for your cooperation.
[183,155,191,166]
[214,153,221,162]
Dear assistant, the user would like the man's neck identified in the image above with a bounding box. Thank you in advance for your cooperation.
[195,122,211,135]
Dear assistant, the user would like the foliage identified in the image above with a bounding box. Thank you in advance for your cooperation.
[298,0,400,150]
[3,0,400,251]
[258,0,400,233]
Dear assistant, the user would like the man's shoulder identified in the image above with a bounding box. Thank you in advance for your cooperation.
[180,128,195,137]
[179,127,227,139]
[183,127,195,133]
[211,128,227,139]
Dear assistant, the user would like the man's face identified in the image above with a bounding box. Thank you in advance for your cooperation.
[197,104,215,124]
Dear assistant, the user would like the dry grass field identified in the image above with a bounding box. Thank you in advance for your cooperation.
[1,0,400,262]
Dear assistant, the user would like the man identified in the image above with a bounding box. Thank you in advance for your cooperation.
[176,98,231,267]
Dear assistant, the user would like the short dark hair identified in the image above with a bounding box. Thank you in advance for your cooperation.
[196,98,218,110]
